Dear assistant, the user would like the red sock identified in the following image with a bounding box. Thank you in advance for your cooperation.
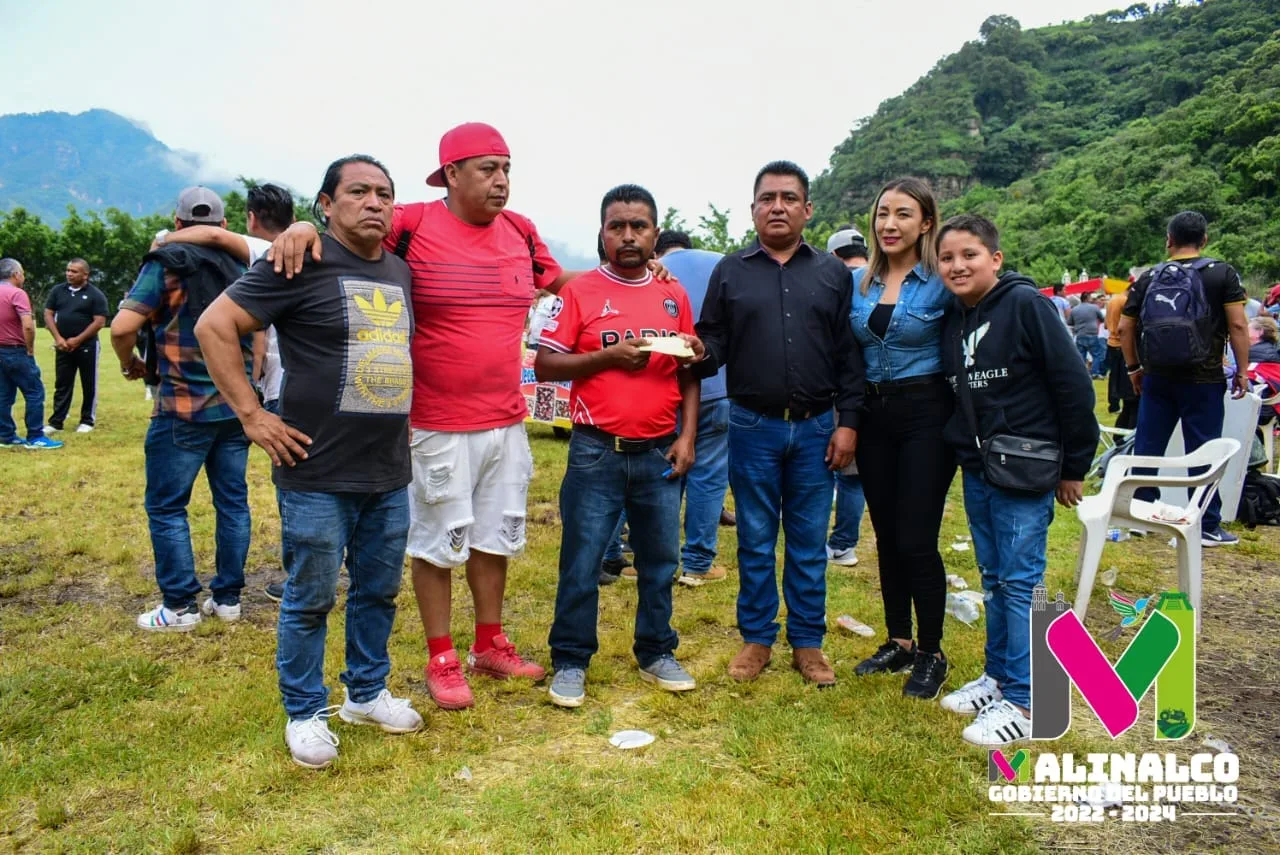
[427,635,454,658]
[474,623,503,653]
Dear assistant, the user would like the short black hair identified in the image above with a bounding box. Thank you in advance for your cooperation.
[753,160,809,201]
[599,184,658,226]
[1053,282,1065,295]
[655,230,693,256]
[312,155,395,224]
[937,213,1001,254]
[67,257,90,271]
[247,183,295,233]
[1167,210,1208,247]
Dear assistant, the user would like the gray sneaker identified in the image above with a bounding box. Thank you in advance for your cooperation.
[549,667,586,708]
[639,655,696,692]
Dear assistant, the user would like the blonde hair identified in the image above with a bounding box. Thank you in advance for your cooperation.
[863,177,939,294]
[1250,315,1279,344]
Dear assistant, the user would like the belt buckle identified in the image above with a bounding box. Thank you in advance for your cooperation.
[614,436,625,453]
[782,407,791,421]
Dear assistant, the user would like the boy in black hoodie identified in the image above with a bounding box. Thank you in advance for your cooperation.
[936,215,1098,747]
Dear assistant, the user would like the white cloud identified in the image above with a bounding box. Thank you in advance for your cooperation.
[3,0,1133,254]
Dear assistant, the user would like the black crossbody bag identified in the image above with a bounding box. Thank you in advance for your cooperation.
[952,325,1062,494]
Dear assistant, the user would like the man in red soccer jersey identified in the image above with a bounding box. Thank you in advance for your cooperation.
[535,184,703,708]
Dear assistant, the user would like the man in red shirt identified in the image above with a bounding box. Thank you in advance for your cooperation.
[535,184,703,708]
[270,125,573,710]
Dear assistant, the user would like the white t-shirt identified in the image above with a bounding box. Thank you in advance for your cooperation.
[243,236,284,403]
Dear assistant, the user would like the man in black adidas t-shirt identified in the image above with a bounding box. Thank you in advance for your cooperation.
[1119,210,1250,546]
[195,155,423,770]
[43,259,109,432]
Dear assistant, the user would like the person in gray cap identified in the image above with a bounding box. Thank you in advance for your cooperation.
[826,226,867,566]
[110,186,256,632]
[827,226,869,271]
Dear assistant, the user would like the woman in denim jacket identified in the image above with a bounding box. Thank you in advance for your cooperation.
[848,177,956,701]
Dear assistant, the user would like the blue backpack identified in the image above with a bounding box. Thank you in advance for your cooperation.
[1139,258,1215,369]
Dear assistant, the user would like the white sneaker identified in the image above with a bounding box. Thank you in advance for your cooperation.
[285,708,340,769]
[826,545,858,566]
[42,425,61,435]
[962,699,1031,747]
[136,603,202,632]
[941,673,1003,715]
[200,597,241,622]
[338,688,424,734]
[76,424,94,433]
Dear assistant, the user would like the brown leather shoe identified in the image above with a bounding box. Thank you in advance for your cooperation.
[728,642,772,681]
[792,647,836,688]
[720,508,736,527]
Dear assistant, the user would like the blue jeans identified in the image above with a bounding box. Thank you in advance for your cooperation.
[828,472,865,552]
[549,431,681,669]
[727,403,834,648]
[681,398,731,575]
[0,346,45,441]
[962,471,1054,710]
[603,513,627,563]
[1133,374,1225,533]
[1076,334,1107,377]
[144,414,251,609]
[277,488,409,719]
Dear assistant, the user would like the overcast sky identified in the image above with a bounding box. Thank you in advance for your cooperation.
[5,0,1128,255]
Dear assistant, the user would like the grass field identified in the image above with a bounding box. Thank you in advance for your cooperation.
[2,328,1278,853]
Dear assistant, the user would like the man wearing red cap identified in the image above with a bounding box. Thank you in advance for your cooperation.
[271,124,570,710]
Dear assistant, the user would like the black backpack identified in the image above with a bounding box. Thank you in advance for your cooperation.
[1238,470,1280,528]
[1139,258,1215,369]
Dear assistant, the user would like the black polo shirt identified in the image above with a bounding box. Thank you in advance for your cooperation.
[694,240,864,428]
[45,283,109,339]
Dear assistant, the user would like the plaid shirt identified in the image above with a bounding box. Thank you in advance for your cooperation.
[120,261,250,422]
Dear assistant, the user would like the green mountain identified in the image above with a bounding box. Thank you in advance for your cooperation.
[0,108,229,223]
[810,0,1280,283]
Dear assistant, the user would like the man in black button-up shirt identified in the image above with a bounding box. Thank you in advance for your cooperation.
[693,160,864,688]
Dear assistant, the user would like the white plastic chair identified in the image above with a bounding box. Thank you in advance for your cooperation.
[1073,437,1240,631]
[1259,390,1280,474]
[1160,391,1260,522]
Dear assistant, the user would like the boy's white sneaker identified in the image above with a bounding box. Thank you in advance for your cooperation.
[962,699,1031,747]
[940,672,1003,715]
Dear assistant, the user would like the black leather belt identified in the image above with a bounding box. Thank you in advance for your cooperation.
[740,403,830,422]
[574,424,676,453]
[865,374,945,397]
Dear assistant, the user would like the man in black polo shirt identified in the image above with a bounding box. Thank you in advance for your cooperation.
[695,160,863,687]
[43,259,109,433]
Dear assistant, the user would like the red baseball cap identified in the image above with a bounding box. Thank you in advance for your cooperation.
[426,122,510,187]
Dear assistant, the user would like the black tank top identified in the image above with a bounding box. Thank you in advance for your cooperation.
[868,303,895,339]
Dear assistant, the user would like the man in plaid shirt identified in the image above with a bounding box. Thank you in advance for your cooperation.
[110,187,255,631]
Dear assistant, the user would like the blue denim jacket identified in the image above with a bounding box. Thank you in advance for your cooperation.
[849,264,950,383]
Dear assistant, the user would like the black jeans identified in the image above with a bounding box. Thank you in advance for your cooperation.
[855,382,956,654]
[1107,346,1139,431]
[50,341,98,428]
